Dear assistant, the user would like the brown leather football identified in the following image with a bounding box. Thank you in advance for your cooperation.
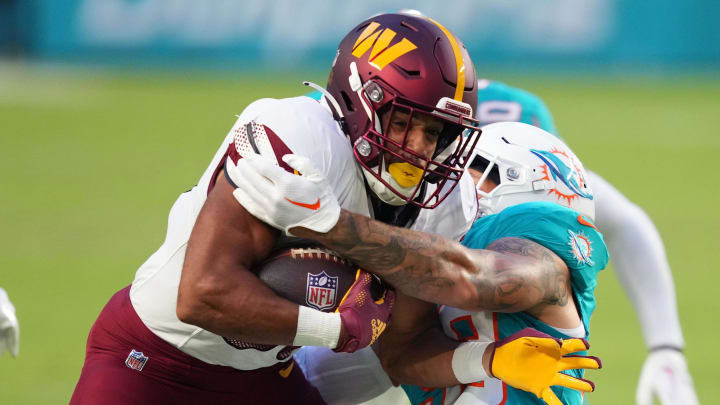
[256,247,359,313]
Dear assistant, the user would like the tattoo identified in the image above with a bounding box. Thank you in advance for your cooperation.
[485,237,570,311]
[296,211,569,312]
[297,211,457,292]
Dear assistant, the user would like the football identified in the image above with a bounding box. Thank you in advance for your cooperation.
[256,246,359,312]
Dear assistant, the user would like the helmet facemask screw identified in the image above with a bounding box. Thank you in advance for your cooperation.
[366,82,384,103]
[507,167,520,180]
[356,139,372,157]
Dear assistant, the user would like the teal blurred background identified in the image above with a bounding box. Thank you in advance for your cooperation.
[1,1,718,404]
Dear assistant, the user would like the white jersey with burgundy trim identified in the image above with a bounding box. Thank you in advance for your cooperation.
[129,95,477,370]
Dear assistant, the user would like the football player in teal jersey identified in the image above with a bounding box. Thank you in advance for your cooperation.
[395,121,606,405]
[474,79,698,405]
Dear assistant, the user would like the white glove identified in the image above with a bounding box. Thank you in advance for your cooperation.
[226,154,341,235]
[0,288,19,357]
[636,349,699,405]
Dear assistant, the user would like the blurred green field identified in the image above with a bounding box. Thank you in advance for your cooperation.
[0,64,718,404]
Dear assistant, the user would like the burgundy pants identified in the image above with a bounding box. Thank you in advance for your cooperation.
[70,286,326,404]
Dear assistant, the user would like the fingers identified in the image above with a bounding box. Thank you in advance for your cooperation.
[335,270,363,310]
[229,161,272,208]
[382,288,396,310]
[540,387,563,405]
[521,336,564,352]
[550,372,595,393]
[243,154,292,184]
[283,154,322,179]
[559,337,590,355]
[227,158,263,193]
[558,355,602,371]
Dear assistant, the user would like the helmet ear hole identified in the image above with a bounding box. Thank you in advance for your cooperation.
[434,123,463,155]
[470,155,501,186]
[340,91,355,112]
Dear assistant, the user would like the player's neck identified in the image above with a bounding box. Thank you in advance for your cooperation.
[368,190,422,229]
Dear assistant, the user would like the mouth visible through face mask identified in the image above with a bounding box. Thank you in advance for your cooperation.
[387,162,423,188]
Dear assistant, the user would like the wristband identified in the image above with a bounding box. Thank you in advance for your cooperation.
[293,305,342,348]
[452,341,493,384]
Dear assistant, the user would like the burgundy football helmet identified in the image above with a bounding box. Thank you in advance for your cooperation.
[325,12,480,208]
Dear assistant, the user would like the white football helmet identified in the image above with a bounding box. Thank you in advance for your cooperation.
[470,122,595,220]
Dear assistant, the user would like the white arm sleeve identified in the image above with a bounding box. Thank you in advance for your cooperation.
[588,171,685,349]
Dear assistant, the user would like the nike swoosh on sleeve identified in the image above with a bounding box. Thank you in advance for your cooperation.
[285,197,321,210]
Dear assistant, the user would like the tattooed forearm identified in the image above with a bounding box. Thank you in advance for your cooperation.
[293,210,466,298]
[292,211,570,312]
[485,237,570,310]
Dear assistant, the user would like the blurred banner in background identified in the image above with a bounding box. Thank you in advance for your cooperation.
[2,0,719,71]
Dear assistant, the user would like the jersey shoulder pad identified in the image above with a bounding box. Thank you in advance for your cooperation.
[238,96,346,155]
[228,96,353,172]
[502,202,608,270]
[466,202,608,271]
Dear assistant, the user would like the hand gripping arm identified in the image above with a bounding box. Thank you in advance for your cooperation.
[226,154,340,236]
[489,328,601,405]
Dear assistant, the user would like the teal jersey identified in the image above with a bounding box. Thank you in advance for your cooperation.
[403,202,608,405]
[476,80,560,138]
[306,90,323,101]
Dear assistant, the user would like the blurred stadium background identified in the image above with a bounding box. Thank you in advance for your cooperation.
[1,1,718,404]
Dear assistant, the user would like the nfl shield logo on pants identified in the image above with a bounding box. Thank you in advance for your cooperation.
[125,349,148,371]
[306,271,338,311]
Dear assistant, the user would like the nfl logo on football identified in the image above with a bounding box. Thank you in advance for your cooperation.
[125,349,148,371]
[306,271,338,311]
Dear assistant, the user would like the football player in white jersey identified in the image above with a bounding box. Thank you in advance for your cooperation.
[70,12,485,405]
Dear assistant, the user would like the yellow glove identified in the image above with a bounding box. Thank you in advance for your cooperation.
[490,328,601,405]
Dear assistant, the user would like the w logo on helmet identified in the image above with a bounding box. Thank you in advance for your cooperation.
[352,22,417,70]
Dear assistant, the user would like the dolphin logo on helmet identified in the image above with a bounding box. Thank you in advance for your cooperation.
[530,149,594,200]
[469,122,596,222]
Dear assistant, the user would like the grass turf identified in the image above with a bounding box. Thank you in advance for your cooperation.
[0,65,718,404]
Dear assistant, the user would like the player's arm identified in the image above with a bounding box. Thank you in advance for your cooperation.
[178,168,393,351]
[0,287,19,357]
[304,212,571,313]
[177,170,302,345]
[376,292,482,387]
[229,154,571,312]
